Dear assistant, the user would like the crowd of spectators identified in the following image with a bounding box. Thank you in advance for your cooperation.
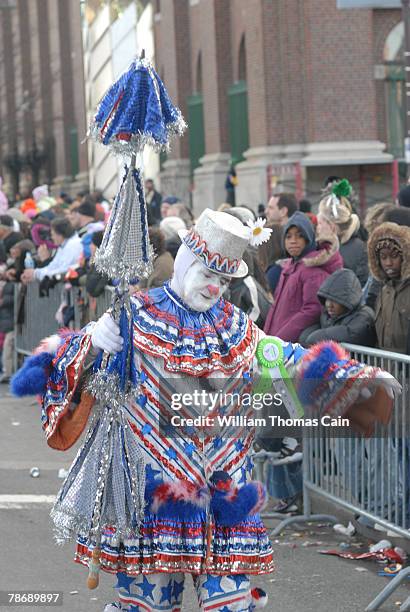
[0,172,409,523]
[0,174,409,381]
[0,181,110,382]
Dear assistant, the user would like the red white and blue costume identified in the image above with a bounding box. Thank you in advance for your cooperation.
[14,210,398,612]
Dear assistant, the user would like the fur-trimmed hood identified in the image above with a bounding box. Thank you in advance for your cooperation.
[368,222,410,282]
[302,230,340,271]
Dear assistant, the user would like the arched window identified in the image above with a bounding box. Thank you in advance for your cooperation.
[238,34,246,82]
[196,52,203,94]
[384,21,404,62]
[383,22,405,158]
[187,52,205,174]
[227,34,249,164]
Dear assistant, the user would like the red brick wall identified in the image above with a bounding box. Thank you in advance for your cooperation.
[372,9,402,147]
[279,0,307,144]
[154,0,401,159]
[304,0,377,143]
[153,1,191,160]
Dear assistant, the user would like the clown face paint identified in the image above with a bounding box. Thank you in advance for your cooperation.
[180,261,230,311]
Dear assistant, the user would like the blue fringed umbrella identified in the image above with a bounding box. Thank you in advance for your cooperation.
[51,54,186,588]
[89,57,186,157]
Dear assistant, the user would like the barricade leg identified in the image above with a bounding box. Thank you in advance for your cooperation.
[253,449,339,533]
[365,567,410,611]
[270,480,338,536]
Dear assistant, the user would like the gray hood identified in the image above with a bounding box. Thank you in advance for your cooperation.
[317,268,362,311]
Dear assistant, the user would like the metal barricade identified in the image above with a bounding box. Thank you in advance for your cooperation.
[14,282,64,367]
[14,283,114,366]
[266,343,410,611]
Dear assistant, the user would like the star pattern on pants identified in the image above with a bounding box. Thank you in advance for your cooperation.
[202,575,224,597]
[160,581,173,604]
[114,572,135,594]
[135,576,156,600]
[229,574,248,589]
[172,578,184,600]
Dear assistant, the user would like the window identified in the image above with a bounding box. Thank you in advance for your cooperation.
[384,22,405,158]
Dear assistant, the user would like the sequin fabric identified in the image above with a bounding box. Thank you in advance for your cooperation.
[93,166,153,281]
[88,57,186,157]
[41,288,274,575]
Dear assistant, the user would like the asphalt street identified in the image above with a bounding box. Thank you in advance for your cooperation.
[0,390,409,612]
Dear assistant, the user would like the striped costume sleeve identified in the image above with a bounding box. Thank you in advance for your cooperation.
[41,332,93,442]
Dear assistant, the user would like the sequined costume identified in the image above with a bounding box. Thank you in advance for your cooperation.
[43,285,273,576]
[41,282,390,588]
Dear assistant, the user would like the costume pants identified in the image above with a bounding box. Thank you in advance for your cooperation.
[115,571,253,611]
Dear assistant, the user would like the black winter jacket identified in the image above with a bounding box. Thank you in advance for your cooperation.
[227,275,272,328]
[339,235,369,287]
[299,268,376,347]
[0,282,15,333]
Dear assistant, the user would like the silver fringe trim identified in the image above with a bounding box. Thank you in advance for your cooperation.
[51,402,146,545]
[85,370,136,410]
[88,114,187,157]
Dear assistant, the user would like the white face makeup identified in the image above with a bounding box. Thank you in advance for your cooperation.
[180,261,230,312]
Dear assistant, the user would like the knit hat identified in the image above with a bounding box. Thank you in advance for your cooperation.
[21,198,38,218]
[318,179,352,223]
[318,179,360,244]
[160,216,186,240]
[75,200,96,218]
[374,237,402,258]
[162,196,180,205]
[32,184,49,202]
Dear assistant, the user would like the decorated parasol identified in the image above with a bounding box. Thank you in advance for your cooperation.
[50,52,186,588]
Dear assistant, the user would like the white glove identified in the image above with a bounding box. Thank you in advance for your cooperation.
[90,312,123,355]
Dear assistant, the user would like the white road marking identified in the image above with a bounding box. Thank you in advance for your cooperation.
[0,494,56,508]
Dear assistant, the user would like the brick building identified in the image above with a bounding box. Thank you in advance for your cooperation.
[0,0,88,199]
[154,0,405,214]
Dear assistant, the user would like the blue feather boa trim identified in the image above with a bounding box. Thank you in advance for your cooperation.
[11,352,54,397]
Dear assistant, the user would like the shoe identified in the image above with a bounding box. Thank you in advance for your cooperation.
[104,604,122,612]
[272,494,299,514]
[0,375,10,384]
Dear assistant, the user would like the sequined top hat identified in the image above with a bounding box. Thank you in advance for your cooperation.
[179,208,250,278]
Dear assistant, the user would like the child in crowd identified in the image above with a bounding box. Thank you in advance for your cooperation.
[264,211,342,342]
[300,268,376,347]
[368,222,410,353]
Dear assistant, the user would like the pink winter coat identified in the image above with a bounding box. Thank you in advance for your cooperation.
[264,234,343,342]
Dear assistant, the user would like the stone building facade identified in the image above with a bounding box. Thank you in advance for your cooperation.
[154,0,405,214]
[0,0,88,199]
